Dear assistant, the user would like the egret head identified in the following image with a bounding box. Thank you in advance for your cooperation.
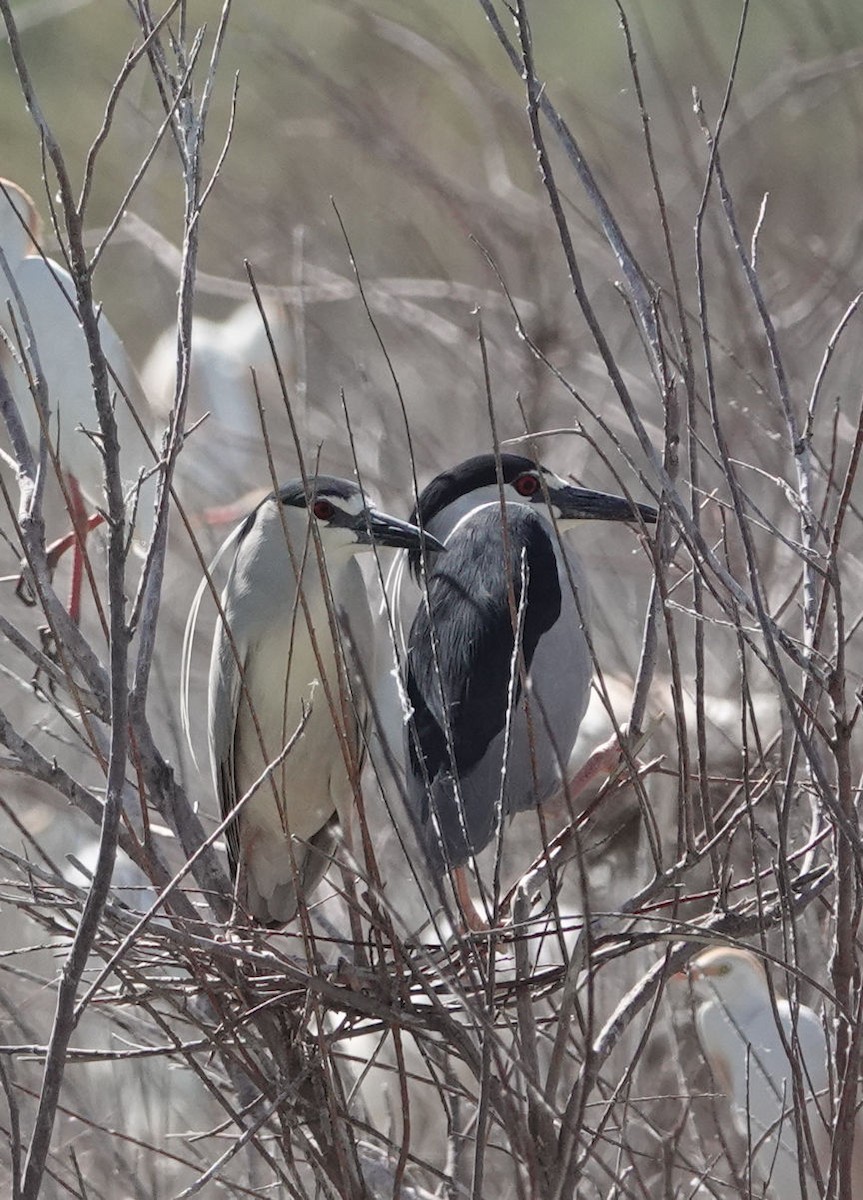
[681,946,770,1015]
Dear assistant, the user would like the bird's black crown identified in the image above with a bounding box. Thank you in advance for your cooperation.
[411,453,536,527]
[277,476,359,509]
[407,454,537,580]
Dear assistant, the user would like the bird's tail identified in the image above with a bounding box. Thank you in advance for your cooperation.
[247,815,341,928]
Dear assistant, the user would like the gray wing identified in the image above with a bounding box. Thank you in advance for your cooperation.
[208,597,245,875]
[333,556,375,780]
[204,506,266,876]
[406,508,561,792]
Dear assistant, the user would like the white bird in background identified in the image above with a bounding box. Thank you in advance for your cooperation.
[0,178,158,621]
[142,299,290,522]
[677,945,861,1199]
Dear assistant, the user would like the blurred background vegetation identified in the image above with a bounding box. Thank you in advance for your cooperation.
[5,0,863,400]
[1,0,863,1196]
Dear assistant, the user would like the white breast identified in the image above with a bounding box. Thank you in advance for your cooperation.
[214,501,373,916]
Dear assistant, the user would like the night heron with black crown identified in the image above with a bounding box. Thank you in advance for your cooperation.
[183,474,439,927]
[391,452,657,930]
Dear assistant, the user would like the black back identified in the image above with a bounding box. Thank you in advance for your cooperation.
[406,505,560,824]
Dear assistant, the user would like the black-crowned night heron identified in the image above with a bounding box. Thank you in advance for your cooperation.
[186,474,439,928]
[395,452,656,930]
[675,946,850,1200]
[0,178,156,620]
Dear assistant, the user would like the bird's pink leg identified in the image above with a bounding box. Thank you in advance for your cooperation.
[450,735,630,935]
[564,734,624,800]
[51,474,103,625]
[43,513,105,572]
[14,473,102,620]
[452,864,491,933]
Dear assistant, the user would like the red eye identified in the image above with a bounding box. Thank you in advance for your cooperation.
[312,498,335,521]
[514,473,540,497]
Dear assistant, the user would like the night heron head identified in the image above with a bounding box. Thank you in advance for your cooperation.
[407,452,657,576]
[0,178,40,260]
[265,474,444,554]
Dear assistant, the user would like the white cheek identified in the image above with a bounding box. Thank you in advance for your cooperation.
[319,524,361,554]
[338,492,366,517]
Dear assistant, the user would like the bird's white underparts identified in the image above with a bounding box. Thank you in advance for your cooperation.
[0,178,158,620]
[183,475,439,928]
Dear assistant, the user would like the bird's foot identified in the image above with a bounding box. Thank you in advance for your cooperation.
[37,624,60,665]
[13,539,61,610]
[452,865,497,936]
[457,910,492,936]
[568,728,630,792]
[12,510,101,621]
[14,567,38,608]
[215,925,248,946]
[333,956,372,993]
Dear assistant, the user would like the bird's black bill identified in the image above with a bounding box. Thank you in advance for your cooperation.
[359,509,447,552]
[555,486,658,525]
